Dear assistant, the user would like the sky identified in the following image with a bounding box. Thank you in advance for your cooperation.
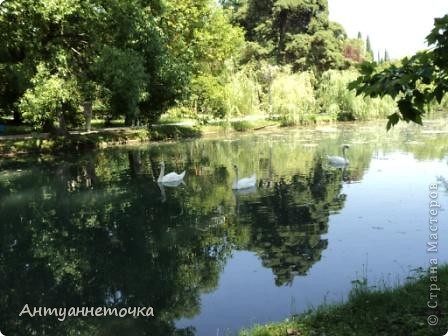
[328,0,448,60]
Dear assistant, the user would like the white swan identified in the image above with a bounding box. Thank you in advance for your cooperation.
[157,162,185,183]
[232,164,256,190]
[327,144,350,167]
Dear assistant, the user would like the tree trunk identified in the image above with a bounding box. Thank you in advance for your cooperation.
[42,119,54,133]
[57,113,69,135]
[83,101,93,132]
[13,109,23,125]
[277,9,288,64]
[128,152,142,177]
[125,114,133,126]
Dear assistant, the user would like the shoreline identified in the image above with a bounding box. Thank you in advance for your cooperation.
[0,123,283,156]
[239,265,447,336]
[0,119,373,157]
[2,112,447,156]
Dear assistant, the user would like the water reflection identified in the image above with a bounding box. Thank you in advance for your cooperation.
[158,181,185,203]
[1,121,448,335]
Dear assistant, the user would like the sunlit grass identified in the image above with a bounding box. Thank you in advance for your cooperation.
[240,265,448,336]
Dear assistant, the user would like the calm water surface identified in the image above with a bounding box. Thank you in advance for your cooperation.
[1,121,447,335]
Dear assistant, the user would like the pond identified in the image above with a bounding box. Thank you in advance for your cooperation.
[1,120,448,335]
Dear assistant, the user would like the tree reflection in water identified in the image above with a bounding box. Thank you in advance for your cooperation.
[0,134,371,335]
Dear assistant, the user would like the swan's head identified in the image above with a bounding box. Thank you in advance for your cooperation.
[342,144,350,150]
[233,164,238,170]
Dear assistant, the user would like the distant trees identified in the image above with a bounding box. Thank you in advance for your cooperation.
[384,49,390,62]
[350,14,448,128]
[234,0,347,72]
[343,33,373,63]
[365,35,374,59]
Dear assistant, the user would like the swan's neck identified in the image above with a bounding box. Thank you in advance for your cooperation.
[234,168,239,185]
[342,147,347,158]
[158,165,165,182]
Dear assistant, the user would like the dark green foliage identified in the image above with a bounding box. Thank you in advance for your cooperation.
[18,63,82,132]
[237,0,347,73]
[365,35,374,59]
[0,0,400,129]
[350,14,448,128]
[0,0,242,129]
[93,47,147,126]
[384,49,390,62]
[0,63,29,123]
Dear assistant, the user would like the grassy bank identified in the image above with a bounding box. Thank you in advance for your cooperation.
[0,128,147,155]
[0,125,202,155]
[240,265,447,336]
[0,118,284,155]
[0,126,194,155]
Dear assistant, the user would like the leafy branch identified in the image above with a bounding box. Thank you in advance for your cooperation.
[349,14,448,129]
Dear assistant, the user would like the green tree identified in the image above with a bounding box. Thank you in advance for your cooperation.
[93,47,147,126]
[384,49,390,62]
[18,62,81,132]
[237,0,347,73]
[343,37,371,63]
[349,14,448,129]
[0,0,108,129]
[0,0,211,129]
[160,0,244,117]
[366,35,374,59]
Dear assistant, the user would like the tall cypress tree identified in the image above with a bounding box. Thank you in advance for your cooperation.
[384,49,390,62]
[366,35,374,59]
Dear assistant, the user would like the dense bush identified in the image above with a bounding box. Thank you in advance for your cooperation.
[189,75,227,118]
[223,66,262,117]
[185,66,397,125]
[316,70,396,121]
[270,70,317,125]
[93,47,147,126]
[19,64,81,131]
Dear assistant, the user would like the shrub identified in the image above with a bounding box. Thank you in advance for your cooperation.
[270,69,317,125]
[19,63,81,131]
[231,120,254,131]
[316,70,395,121]
[189,75,227,118]
[223,67,262,117]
